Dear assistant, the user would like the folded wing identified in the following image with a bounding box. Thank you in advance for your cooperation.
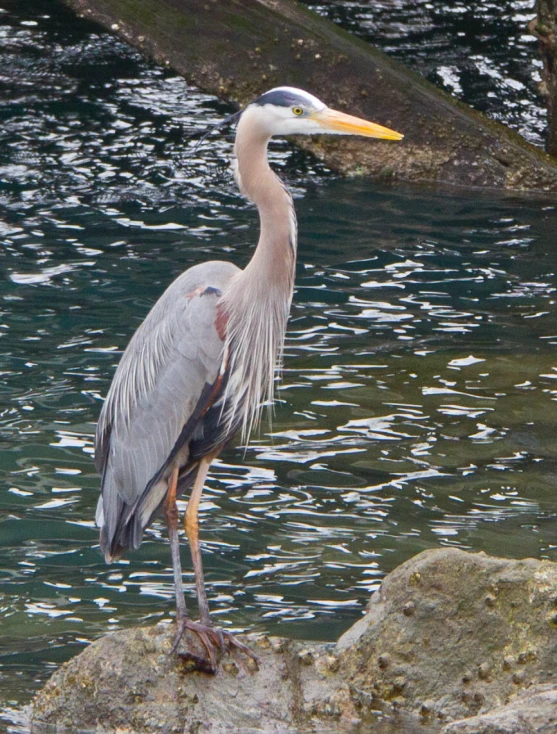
[95,260,239,560]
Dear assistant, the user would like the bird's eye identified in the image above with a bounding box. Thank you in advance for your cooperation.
[292,106,304,116]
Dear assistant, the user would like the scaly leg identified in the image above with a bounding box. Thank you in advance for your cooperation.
[164,465,188,632]
[184,455,213,626]
[184,455,260,667]
[164,463,222,668]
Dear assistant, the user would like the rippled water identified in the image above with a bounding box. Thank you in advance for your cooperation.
[1,0,557,727]
[305,0,546,147]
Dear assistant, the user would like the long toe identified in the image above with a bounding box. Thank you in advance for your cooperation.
[221,630,260,667]
[173,619,259,671]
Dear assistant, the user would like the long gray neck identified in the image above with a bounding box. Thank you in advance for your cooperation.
[220,110,298,440]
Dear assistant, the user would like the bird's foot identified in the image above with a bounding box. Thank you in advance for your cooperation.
[172,617,259,674]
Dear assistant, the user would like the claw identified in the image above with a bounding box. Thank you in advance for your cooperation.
[210,626,226,654]
[220,630,260,667]
[171,617,259,672]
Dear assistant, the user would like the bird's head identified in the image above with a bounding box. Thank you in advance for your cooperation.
[241,86,403,141]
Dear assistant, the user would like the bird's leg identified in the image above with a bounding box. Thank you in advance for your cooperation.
[184,455,213,627]
[163,466,189,643]
[183,456,260,667]
[164,465,218,667]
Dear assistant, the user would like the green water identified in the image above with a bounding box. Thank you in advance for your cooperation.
[1,0,557,727]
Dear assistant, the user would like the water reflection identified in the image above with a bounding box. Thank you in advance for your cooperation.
[1,0,557,727]
[305,0,547,147]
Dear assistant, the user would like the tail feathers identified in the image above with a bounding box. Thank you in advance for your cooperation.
[97,464,199,563]
[97,485,126,562]
[99,527,125,563]
[98,501,141,562]
[97,476,170,562]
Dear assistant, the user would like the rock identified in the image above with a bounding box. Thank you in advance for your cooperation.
[337,548,557,725]
[443,685,557,733]
[30,548,557,732]
[31,624,363,733]
[57,0,557,192]
[535,0,557,157]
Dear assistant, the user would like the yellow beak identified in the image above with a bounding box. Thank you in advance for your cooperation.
[313,108,403,140]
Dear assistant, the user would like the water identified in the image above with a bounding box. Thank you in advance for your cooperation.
[305,0,546,147]
[1,0,557,728]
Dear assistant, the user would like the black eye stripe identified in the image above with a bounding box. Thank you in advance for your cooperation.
[253,90,308,108]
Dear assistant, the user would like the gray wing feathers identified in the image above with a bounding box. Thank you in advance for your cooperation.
[95,260,239,555]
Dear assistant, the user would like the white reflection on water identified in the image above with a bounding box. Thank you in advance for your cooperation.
[305,0,546,146]
[1,0,557,724]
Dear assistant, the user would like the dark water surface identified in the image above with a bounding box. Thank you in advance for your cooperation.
[305,0,546,147]
[1,0,557,727]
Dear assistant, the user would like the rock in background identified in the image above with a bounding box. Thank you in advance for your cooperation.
[536,0,557,157]
[59,0,557,192]
[443,687,557,734]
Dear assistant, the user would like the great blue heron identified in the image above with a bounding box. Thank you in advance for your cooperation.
[95,86,402,669]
